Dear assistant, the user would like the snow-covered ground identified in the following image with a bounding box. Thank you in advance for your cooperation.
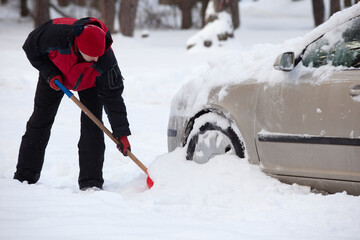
[0,1,359,239]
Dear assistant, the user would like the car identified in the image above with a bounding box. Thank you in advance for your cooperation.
[167,5,360,195]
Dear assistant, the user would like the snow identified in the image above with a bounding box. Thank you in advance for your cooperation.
[0,0,359,240]
[187,0,234,49]
[186,11,234,48]
[172,2,360,119]
[259,129,320,139]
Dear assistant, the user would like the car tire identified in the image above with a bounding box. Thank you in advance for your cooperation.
[186,116,245,164]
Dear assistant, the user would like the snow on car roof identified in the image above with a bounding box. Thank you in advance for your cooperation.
[283,3,360,55]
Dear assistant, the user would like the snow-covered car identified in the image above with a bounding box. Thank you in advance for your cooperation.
[167,6,360,195]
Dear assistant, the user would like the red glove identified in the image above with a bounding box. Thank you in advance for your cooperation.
[117,136,131,156]
[49,75,63,91]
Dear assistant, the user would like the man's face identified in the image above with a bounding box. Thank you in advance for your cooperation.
[79,50,99,62]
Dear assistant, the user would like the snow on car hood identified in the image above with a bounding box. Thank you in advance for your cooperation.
[170,3,360,119]
[170,43,282,118]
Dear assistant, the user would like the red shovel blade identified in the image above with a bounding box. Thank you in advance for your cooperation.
[126,151,153,189]
[146,170,154,189]
[146,175,154,189]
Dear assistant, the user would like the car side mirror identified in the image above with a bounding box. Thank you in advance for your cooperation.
[273,52,295,71]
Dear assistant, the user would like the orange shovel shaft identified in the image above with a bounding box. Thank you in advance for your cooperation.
[55,80,149,175]
[70,95,149,174]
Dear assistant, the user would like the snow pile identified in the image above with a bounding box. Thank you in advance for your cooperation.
[148,148,310,200]
[186,11,234,49]
[140,149,359,239]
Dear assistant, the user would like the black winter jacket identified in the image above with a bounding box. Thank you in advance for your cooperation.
[23,17,131,137]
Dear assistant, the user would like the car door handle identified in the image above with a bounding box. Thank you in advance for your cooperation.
[349,85,360,97]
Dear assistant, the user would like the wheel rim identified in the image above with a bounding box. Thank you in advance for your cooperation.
[192,130,235,164]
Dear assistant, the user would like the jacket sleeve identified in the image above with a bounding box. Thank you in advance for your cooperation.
[96,50,131,138]
[22,21,62,81]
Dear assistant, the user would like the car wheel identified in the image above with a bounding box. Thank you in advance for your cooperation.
[186,116,245,164]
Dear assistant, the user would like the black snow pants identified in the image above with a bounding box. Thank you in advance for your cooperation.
[14,78,105,189]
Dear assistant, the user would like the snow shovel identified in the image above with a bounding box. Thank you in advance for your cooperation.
[54,80,154,189]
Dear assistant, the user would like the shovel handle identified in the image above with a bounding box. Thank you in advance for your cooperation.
[54,80,148,174]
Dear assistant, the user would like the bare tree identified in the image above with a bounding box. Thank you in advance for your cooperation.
[330,0,340,17]
[311,0,324,27]
[344,0,352,7]
[209,0,240,29]
[119,0,138,37]
[20,0,30,17]
[229,0,240,29]
[200,0,210,27]
[101,0,115,33]
[75,0,86,7]
[57,0,70,7]
[175,0,197,29]
[34,0,50,27]
[160,0,209,29]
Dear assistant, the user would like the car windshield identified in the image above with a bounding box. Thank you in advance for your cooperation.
[302,17,360,68]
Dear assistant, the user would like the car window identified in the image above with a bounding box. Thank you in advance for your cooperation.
[302,17,360,68]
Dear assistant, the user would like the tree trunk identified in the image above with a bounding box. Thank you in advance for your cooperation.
[119,0,138,37]
[20,0,30,17]
[312,0,324,27]
[344,0,352,7]
[330,0,340,17]
[57,0,70,7]
[201,0,209,27]
[176,0,197,29]
[75,0,86,7]
[181,5,192,29]
[34,0,50,28]
[101,0,115,33]
[211,0,240,29]
[230,0,240,29]
[91,0,100,10]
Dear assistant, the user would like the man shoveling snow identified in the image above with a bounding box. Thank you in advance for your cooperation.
[14,17,131,191]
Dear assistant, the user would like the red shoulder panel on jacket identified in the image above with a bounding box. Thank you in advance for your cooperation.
[53,18,77,25]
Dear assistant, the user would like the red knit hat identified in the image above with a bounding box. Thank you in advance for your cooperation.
[76,25,106,57]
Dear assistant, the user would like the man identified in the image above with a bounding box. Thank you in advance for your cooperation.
[14,17,131,190]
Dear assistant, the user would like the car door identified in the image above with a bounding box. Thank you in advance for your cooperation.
[254,17,360,182]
